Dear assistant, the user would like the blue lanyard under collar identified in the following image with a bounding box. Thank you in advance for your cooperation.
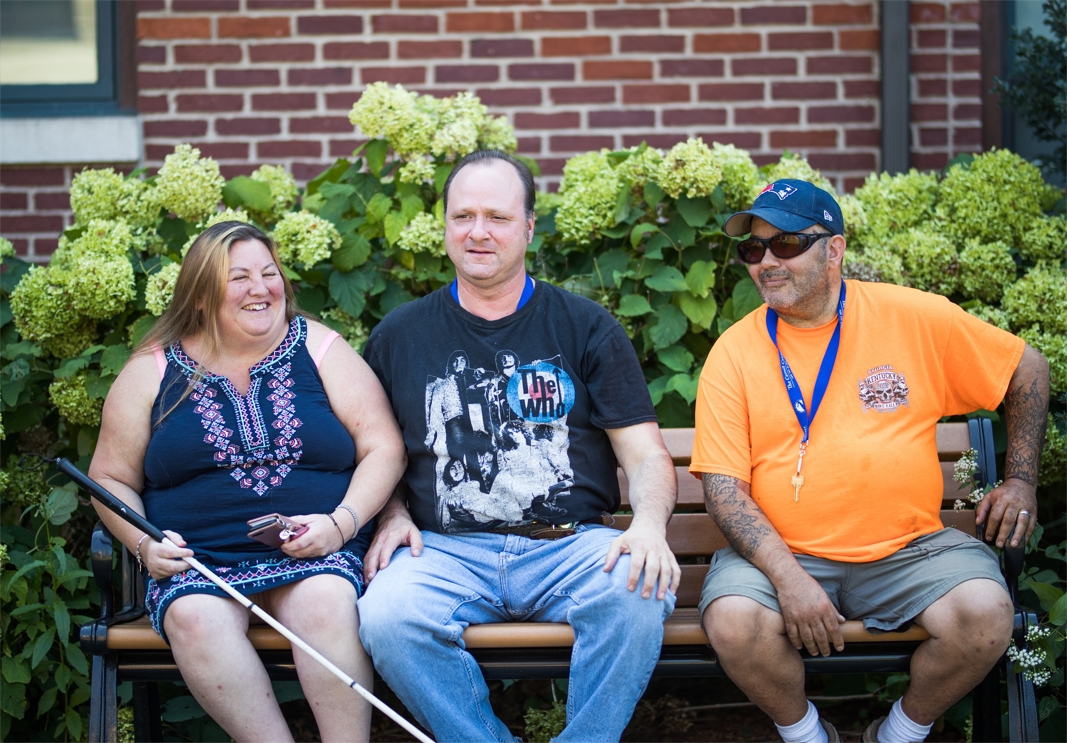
[765,281,846,488]
[451,274,535,311]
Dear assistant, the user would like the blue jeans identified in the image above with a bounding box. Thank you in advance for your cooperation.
[358,525,676,742]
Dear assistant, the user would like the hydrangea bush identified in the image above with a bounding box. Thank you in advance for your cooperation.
[1,85,1064,740]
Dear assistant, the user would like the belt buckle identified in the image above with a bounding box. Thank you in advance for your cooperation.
[529,522,577,541]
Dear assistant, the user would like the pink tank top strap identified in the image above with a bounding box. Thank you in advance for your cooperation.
[152,345,167,382]
[312,331,341,370]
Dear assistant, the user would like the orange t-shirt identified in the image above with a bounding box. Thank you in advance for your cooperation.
[690,280,1025,563]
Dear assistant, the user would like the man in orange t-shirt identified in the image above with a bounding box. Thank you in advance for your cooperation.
[691,180,1050,743]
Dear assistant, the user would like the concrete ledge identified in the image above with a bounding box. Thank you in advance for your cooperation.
[0,115,142,165]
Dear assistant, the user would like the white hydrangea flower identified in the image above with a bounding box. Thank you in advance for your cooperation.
[251,164,299,223]
[272,211,341,267]
[397,212,445,256]
[398,157,436,185]
[145,262,183,317]
[657,138,723,199]
[155,144,225,223]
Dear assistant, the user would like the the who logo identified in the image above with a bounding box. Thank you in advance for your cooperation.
[507,361,576,423]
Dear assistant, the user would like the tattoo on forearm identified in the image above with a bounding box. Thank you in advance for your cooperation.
[1004,377,1048,486]
[702,473,771,560]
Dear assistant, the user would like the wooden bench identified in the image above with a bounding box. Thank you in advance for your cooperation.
[81,419,1037,742]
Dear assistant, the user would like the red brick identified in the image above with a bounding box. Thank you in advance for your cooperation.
[550,86,614,104]
[324,42,390,59]
[845,128,880,146]
[297,15,364,34]
[216,118,282,135]
[913,153,948,170]
[741,5,807,24]
[536,158,566,177]
[808,153,877,171]
[252,93,316,111]
[584,60,652,80]
[953,29,980,49]
[694,33,761,53]
[812,3,873,25]
[183,142,249,160]
[735,107,800,125]
[772,81,837,99]
[623,84,690,104]
[661,59,724,77]
[950,2,980,22]
[218,17,291,37]
[698,82,764,101]
[622,134,687,149]
[476,87,540,106]
[620,35,684,53]
[549,135,614,152]
[137,0,165,11]
[139,95,169,113]
[919,127,949,147]
[732,58,797,76]
[289,67,353,85]
[910,53,947,72]
[172,0,239,10]
[808,105,875,123]
[219,164,259,179]
[144,119,209,137]
[510,63,575,81]
[954,128,982,147]
[515,137,542,155]
[325,92,361,109]
[593,9,660,28]
[953,103,982,120]
[471,38,534,57]
[137,17,211,39]
[843,177,866,193]
[325,0,389,6]
[257,140,322,159]
[394,40,459,59]
[361,67,427,84]
[442,68,506,87]
[917,29,946,48]
[0,192,28,210]
[770,130,838,148]
[290,116,355,133]
[589,109,654,128]
[250,43,316,61]
[293,162,335,180]
[769,32,834,51]
[840,29,878,50]
[402,0,466,6]
[138,44,166,64]
[446,13,514,32]
[216,69,280,87]
[663,108,727,126]
[177,94,244,112]
[328,139,366,157]
[807,55,872,74]
[952,78,981,97]
[175,43,242,63]
[911,103,948,122]
[667,7,732,27]
[249,0,316,7]
[372,14,438,32]
[521,11,586,30]
[33,192,71,210]
[514,112,580,130]
[708,131,764,150]
[543,36,612,56]
[843,79,879,97]
[918,77,948,97]
[138,70,206,89]
[33,238,58,256]
[6,238,29,255]
[1,215,65,233]
[952,54,980,73]
[910,3,946,23]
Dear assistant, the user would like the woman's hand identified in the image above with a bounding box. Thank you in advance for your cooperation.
[142,530,194,581]
[281,514,345,559]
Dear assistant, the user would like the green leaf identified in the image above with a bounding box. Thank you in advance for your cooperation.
[86,373,115,399]
[365,139,388,178]
[434,164,454,195]
[4,560,46,591]
[45,487,79,526]
[644,266,687,293]
[665,373,699,404]
[613,187,632,226]
[52,598,70,642]
[333,232,372,272]
[648,305,687,350]
[328,269,370,318]
[221,176,273,212]
[732,277,763,319]
[657,345,694,373]
[318,182,356,201]
[600,224,631,238]
[37,686,57,718]
[684,260,718,298]
[643,181,664,208]
[1,340,40,361]
[710,184,726,214]
[0,373,25,406]
[593,249,630,289]
[616,294,653,316]
[383,211,411,246]
[9,603,44,617]
[399,194,424,222]
[1049,593,1066,626]
[54,663,71,693]
[53,345,106,380]
[129,315,157,347]
[1038,696,1059,722]
[630,223,660,249]
[379,281,415,315]
[677,292,718,330]
[65,644,88,676]
[643,233,670,260]
[662,214,695,249]
[366,192,392,223]
[647,375,669,406]
[31,627,55,669]
[1,658,30,684]
[676,195,711,227]
[305,158,350,197]
[99,344,132,377]
[65,708,83,740]
[1,682,26,719]
[1022,579,1064,614]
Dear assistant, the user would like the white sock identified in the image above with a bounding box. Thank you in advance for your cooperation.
[775,701,827,743]
[877,698,933,743]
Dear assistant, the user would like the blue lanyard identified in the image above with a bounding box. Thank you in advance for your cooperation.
[765,281,846,498]
[451,274,535,310]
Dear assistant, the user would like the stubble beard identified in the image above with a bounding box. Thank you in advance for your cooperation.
[756,246,834,324]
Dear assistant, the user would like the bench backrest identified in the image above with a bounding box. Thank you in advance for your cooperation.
[617,423,977,607]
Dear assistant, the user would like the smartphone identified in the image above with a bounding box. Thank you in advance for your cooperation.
[246,513,309,548]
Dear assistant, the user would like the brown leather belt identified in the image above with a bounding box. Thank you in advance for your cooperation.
[485,517,610,541]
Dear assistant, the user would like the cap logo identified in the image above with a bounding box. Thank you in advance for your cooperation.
[759,183,775,195]
[770,183,797,200]
[823,210,833,222]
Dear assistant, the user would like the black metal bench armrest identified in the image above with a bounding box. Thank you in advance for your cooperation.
[80,521,148,656]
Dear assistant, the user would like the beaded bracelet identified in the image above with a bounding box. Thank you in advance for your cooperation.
[335,504,359,540]
[135,534,150,570]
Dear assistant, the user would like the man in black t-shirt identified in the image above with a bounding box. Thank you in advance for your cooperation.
[358,150,680,742]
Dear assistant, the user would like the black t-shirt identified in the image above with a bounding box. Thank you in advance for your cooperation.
[364,280,657,534]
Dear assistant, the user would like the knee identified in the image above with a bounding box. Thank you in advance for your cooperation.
[286,577,357,635]
[357,579,433,655]
[931,582,1014,657]
[703,596,780,653]
[164,598,236,648]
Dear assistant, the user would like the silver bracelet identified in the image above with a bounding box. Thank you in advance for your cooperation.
[135,534,150,570]
[335,504,359,540]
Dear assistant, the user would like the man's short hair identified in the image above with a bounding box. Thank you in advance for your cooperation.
[443,150,535,220]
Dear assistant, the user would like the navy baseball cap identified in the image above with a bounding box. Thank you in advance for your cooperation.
[724,179,844,237]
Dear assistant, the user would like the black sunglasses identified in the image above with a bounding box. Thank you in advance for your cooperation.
[735,232,834,264]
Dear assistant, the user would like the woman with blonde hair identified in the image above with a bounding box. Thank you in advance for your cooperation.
[89,221,405,742]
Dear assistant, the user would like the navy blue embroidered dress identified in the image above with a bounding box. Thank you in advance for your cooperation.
[142,317,372,641]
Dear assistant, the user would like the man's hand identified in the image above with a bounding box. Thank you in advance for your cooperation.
[976,478,1039,549]
[363,508,423,583]
[604,519,680,600]
[776,570,845,657]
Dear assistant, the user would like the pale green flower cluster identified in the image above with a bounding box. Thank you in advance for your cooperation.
[146,262,183,317]
[840,245,905,285]
[1002,263,1067,335]
[181,208,253,257]
[55,219,136,264]
[556,151,620,244]
[1020,216,1067,263]
[397,157,435,186]
[1039,415,1066,486]
[49,372,103,426]
[272,211,341,267]
[852,169,939,243]
[707,143,761,211]
[69,168,161,230]
[837,193,868,242]
[251,164,299,223]
[397,212,445,256]
[615,146,664,188]
[892,227,959,295]
[958,239,1017,303]
[0,455,49,508]
[755,153,834,198]
[1021,327,1066,395]
[657,138,723,199]
[321,308,369,352]
[155,144,224,223]
[535,190,563,217]
[0,237,14,259]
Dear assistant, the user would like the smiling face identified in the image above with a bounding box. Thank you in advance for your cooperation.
[445,159,535,291]
[217,238,288,345]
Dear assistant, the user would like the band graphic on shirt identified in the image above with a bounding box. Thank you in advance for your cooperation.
[424,350,575,532]
[858,364,910,413]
